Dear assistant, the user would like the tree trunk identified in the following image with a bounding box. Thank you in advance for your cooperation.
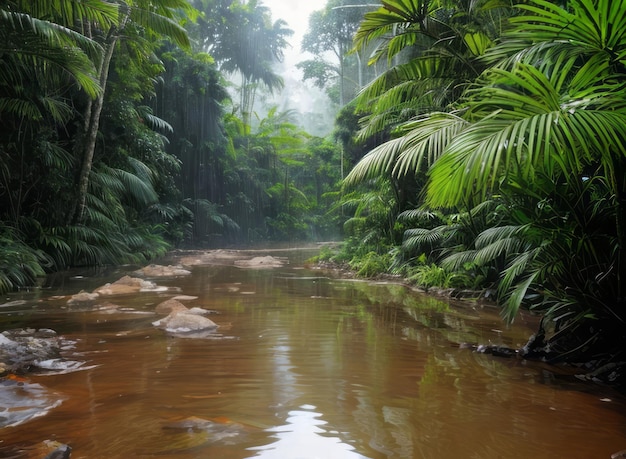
[71,29,118,225]
[71,2,132,225]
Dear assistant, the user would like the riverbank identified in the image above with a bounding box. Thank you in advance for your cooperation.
[309,258,626,395]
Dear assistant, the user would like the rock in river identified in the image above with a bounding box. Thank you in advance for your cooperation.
[66,291,99,307]
[0,329,60,373]
[134,264,192,277]
[155,299,189,315]
[93,275,162,295]
[0,328,94,375]
[152,310,218,335]
[20,440,71,459]
[234,255,286,269]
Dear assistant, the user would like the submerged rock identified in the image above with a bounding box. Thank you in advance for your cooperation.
[178,249,245,266]
[0,329,61,373]
[0,329,93,375]
[141,415,249,455]
[234,256,286,269]
[67,291,99,307]
[155,299,214,318]
[162,416,247,444]
[171,295,198,301]
[21,440,71,459]
[155,299,188,315]
[134,264,191,277]
[33,358,97,374]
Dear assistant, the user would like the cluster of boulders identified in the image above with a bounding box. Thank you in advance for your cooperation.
[66,274,167,309]
[0,255,291,456]
[0,328,63,375]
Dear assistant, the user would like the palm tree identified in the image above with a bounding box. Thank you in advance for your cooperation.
[202,0,292,129]
[343,0,512,219]
[345,0,626,362]
[351,0,511,141]
[422,1,626,367]
[341,0,511,264]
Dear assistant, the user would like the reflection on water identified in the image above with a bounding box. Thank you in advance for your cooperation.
[0,377,63,428]
[249,404,368,459]
[0,249,625,458]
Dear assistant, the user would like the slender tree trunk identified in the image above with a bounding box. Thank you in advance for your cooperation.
[241,74,251,130]
[71,3,131,225]
[72,29,119,224]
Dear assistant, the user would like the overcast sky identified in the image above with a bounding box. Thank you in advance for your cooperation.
[262,0,320,67]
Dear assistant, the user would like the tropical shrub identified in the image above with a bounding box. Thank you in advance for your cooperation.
[344,0,626,364]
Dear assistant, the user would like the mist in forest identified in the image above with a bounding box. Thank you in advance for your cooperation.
[258,0,338,136]
[259,61,337,137]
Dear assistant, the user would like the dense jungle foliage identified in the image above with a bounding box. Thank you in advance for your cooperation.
[331,0,626,376]
[0,0,345,291]
[1,0,625,379]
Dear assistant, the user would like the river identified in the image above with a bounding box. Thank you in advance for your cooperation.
[0,248,624,458]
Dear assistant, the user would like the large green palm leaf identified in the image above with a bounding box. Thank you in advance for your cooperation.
[350,0,508,175]
[355,56,473,139]
[484,0,626,70]
[345,111,467,186]
[128,0,193,49]
[0,8,105,101]
[22,0,119,31]
[426,62,626,207]
[354,0,433,64]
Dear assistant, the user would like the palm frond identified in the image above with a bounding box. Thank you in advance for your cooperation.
[98,164,158,206]
[129,2,191,50]
[347,111,468,187]
[23,0,119,32]
[427,61,626,207]
[355,0,434,65]
[0,227,48,293]
[136,105,173,133]
[393,112,469,176]
[343,136,406,187]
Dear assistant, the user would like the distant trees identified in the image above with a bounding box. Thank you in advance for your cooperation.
[195,0,293,128]
[153,42,235,245]
[152,0,342,246]
[298,0,380,105]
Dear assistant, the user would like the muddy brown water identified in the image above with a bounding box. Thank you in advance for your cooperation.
[0,249,625,458]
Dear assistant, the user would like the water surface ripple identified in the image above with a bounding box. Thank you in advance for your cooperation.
[0,250,624,458]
